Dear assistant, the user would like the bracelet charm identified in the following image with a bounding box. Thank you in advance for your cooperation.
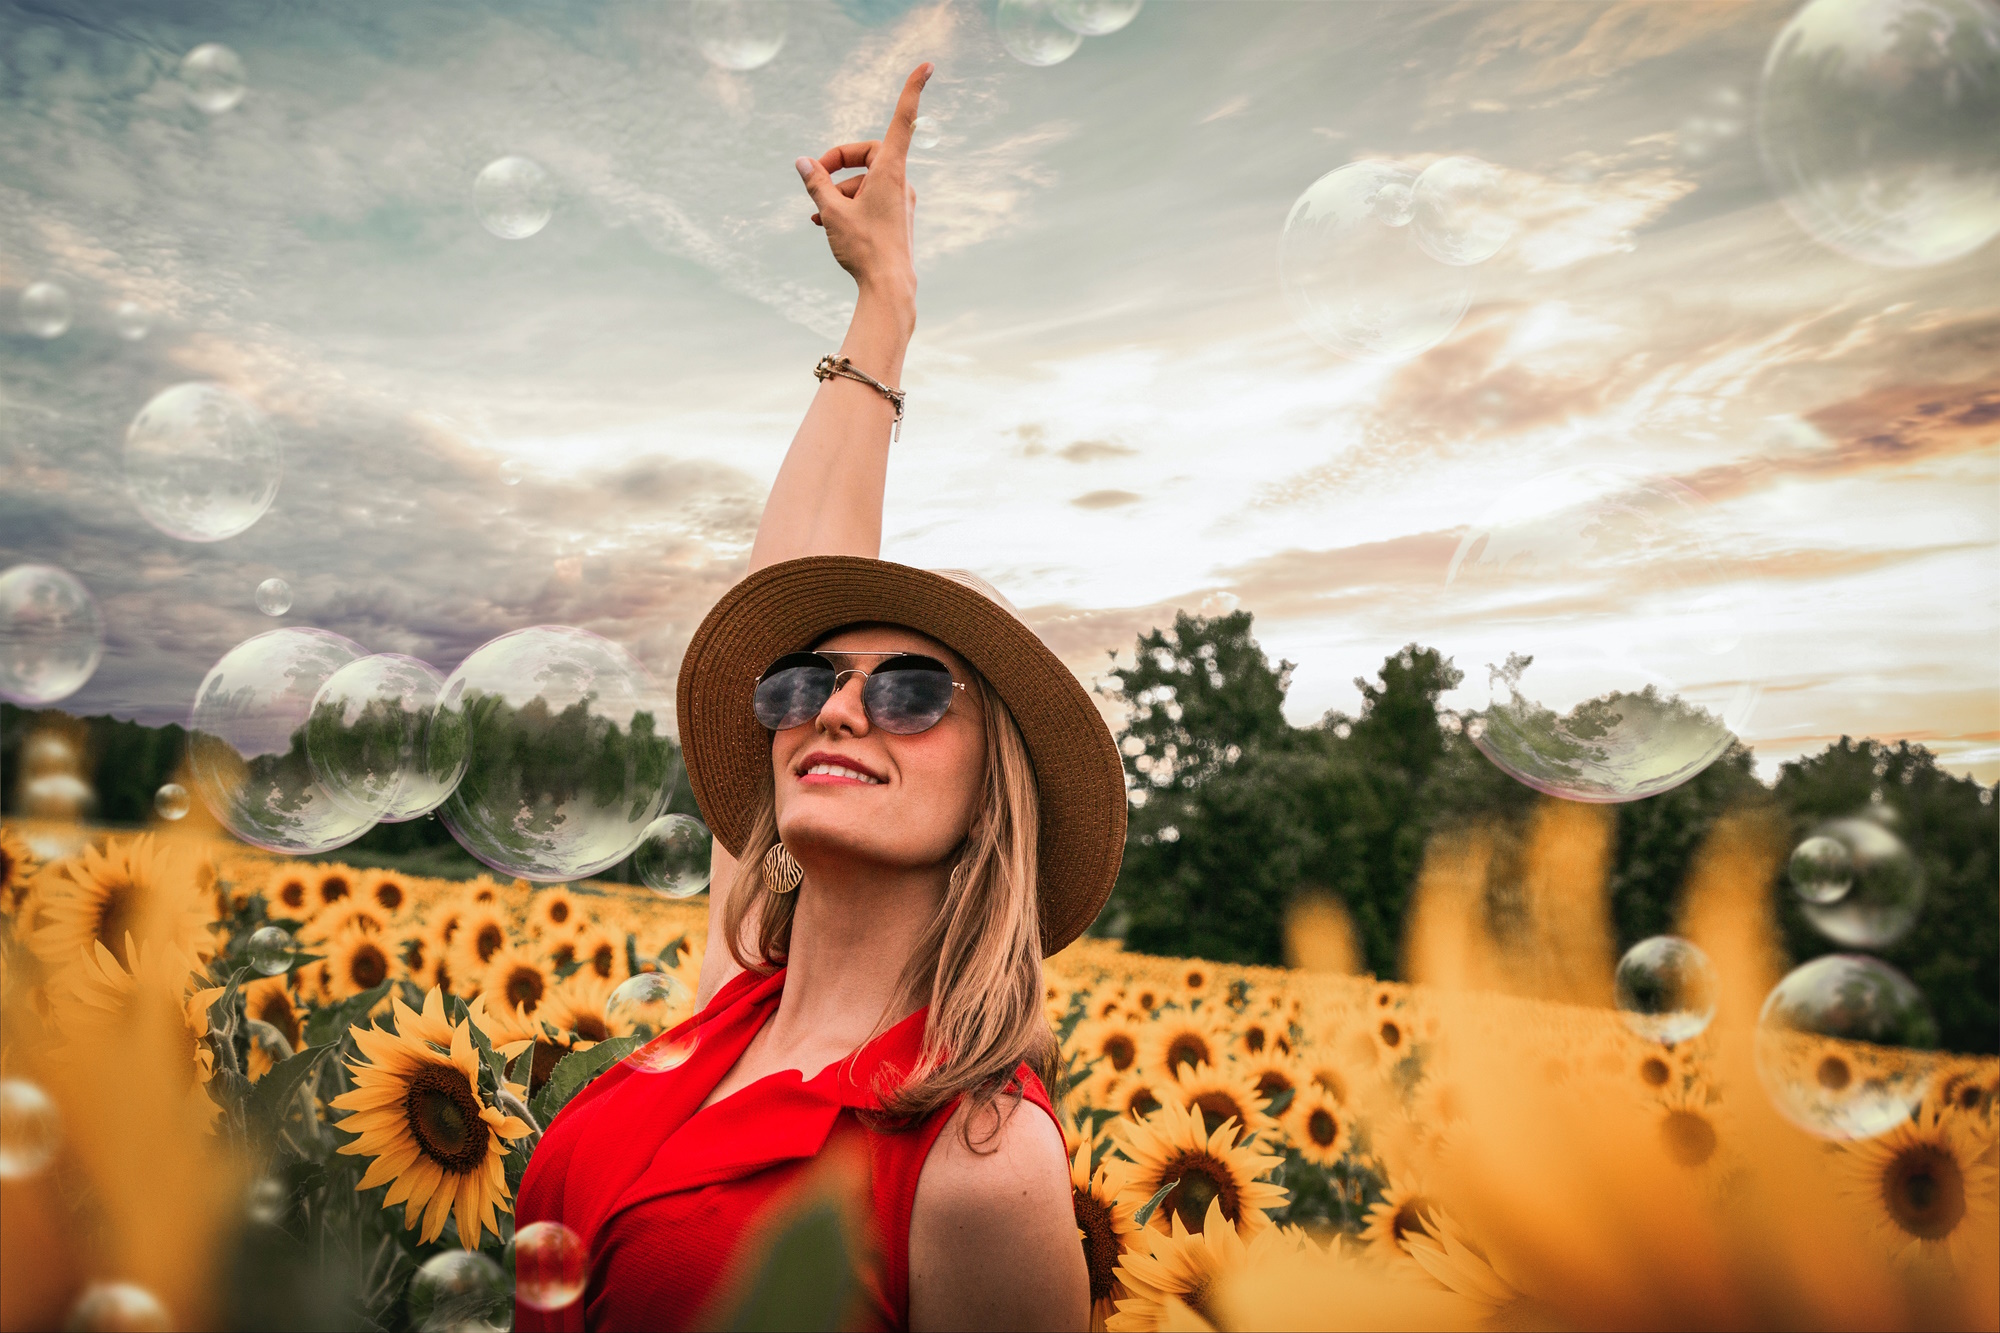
[813,354,906,442]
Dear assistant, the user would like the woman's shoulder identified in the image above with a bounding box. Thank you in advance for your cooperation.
[914,1080,1069,1217]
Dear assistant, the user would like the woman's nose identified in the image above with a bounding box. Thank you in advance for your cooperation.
[816,674,870,735]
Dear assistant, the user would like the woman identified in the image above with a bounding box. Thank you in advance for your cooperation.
[516,65,1124,1332]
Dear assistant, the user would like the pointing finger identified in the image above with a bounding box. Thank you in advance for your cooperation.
[879,62,933,166]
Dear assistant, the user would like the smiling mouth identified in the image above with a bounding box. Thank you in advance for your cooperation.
[797,759,883,786]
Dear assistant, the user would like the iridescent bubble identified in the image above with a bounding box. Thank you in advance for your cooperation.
[153,783,190,821]
[255,577,292,617]
[428,627,672,881]
[607,972,698,1072]
[180,43,247,114]
[691,0,787,72]
[1054,0,1144,35]
[996,0,1085,66]
[912,115,942,150]
[1756,954,1937,1140]
[188,628,377,855]
[123,382,282,543]
[474,156,557,241]
[65,1282,170,1332]
[1758,0,2000,268]
[1796,816,1924,947]
[0,564,104,706]
[0,1078,60,1180]
[19,281,72,338]
[244,1176,288,1226]
[510,1220,588,1312]
[1788,833,1854,905]
[1280,160,1475,364]
[246,925,294,975]
[1613,936,1717,1045]
[406,1250,510,1333]
[306,653,456,823]
[499,459,522,487]
[633,814,713,899]
[1412,156,1516,265]
[1442,467,1760,802]
[113,301,151,341]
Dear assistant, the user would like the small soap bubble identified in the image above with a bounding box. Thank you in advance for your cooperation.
[180,43,247,114]
[0,1078,60,1180]
[1756,954,1937,1140]
[20,281,72,338]
[510,1220,588,1312]
[0,564,105,706]
[1054,0,1144,35]
[1614,936,1716,1046]
[65,1282,170,1332]
[692,0,787,71]
[1412,156,1516,265]
[245,1176,288,1226]
[113,301,151,341]
[607,972,697,1072]
[1796,817,1924,948]
[633,815,713,899]
[912,115,942,150]
[1788,833,1853,905]
[499,459,522,486]
[474,156,557,240]
[307,653,455,823]
[255,577,292,617]
[154,782,190,821]
[247,925,295,975]
[124,382,282,543]
[406,1250,510,1333]
[996,0,1084,66]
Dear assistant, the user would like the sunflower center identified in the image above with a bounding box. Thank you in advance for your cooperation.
[1186,970,1207,990]
[404,1062,491,1173]
[1883,1144,1965,1240]
[505,966,545,1013]
[93,880,142,967]
[1191,1092,1247,1140]
[279,879,307,910]
[1313,1069,1347,1103]
[1160,1151,1240,1232]
[549,901,570,925]
[440,917,461,944]
[403,939,426,971]
[1661,1109,1716,1167]
[1379,1020,1402,1050]
[1391,1197,1433,1249]
[1072,1186,1121,1303]
[1103,1034,1136,1071]
[1640,1057,1671,1087]
[347,942,389,990]
[1137,990,1157,1011]
[590,944,615,978]
[572,1014,609,1043]
[530,1040,566,1094]
[255,992,302,1049]
[1254,1069,1293,1100]
[1309,1107,1341,1149]
[1817,1056,1851,1091]
[374,881,404,911]
[475,924,505,963]
[1126,1087,1161,1120]
[550,942,577,968]
[1164,1033,1210,1075]
[319,876,350,904]
[1244,1026,1267,1054]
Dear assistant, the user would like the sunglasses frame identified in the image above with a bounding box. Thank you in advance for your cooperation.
[752,649,967,735]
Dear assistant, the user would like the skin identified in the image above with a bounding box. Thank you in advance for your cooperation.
[690,64,1089,1333]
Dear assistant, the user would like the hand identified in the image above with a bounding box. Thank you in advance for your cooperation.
[795,62,930,306]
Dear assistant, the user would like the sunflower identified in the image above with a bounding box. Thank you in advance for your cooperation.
[464,876,503,907]
[1169,1062,1276,1144]
[1113,1076,1170,1124]
[55,935,224,1124]
[1239,1051,1300,1109]
[1631,1045,1687,1094]
[243,974,305,1052]
[430,903,467,951]
[311,865,356,911]
[479,945,553,1017]
[571,925,629,984]
[398,932,430,983]
[1086,983,1129,1022]
[1072,1127,1141,1325]
[330,988,531,1248]
[1107,1196,1303,1333]
[300,898,390,945]
[1230,1011,1287,1061]
[1841,1112,1998,1267]
[1178,962,1214,1000]
[1403,1202,1527,1313]
[0,824,41,916]
[324,929,397,1001]
[264,866,313,919]
[1655,1081,1724,1172]
[537,970,622,1046]
[1369,1012,1412,1067]
[528,885,581,937]
[1112,1097,1286,1238]
[1362,1178,1439,1259]
[1076,1016,1146,1077]
[538,927,581,974]
[1301,1057,1349,1107]
[451,906,513,979]
[362,869,413,919]
[1130,983,1165,1015]
[1286,1088,1351,1167]
[1144,1012,1227,1083]
[29,835,217,973]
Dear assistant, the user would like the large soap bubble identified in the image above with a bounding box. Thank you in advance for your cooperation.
[474,156,557,241]
[607,972,698,1073]
[407,1250,510,1333]
[113,301,151,341]
[188,628,377,854]
[692,0,787,71]
[0,1078,60,1180]
[180,43,247,114]
[633,814,713,899]
[1412,156,1516,265]
[510,1221,587,1313]
[1054,0,1143,35]
[124,383,282,543]
[1758,0,2000,268]
[1280,160,1476,364]
[428,627,672,881]
[1614,936,1717,1046]
[1756,954,1937,1140]
[306,653,456,824]
[996,0,1085,66]
[1442,468,1760,803]
[19,281,72,339]
[1788,832,1854,904]
[0,564,104,706]
[1796,816,1924,947]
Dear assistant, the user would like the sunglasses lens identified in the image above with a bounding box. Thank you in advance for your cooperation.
[753,661,835,730]
[863,658,957,735]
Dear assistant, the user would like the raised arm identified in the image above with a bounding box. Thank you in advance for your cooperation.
[699,64,933,1008]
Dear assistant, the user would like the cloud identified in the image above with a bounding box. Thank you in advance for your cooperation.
[1071,489,1142,510]
[1056,439,1137,463]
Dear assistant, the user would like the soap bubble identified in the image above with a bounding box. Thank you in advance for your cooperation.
[113,301,151,341]
[1788,833,1854,905]
[510,1221,588,1312]
[19,281,72,338]
[1758,0,2000,269]
[1412,156,1516,265]
[244,1175,289,1227]
[180,43,246,114]
[474,156,557,240]
[0,564,104,706]
[1614,936,1717,1045]
[255,578,292,617]
[246,925,294,975]
[407,1250,510,1333]
[124,382,282,543]
[912,115,942,150]
[499,459,522,486]
[1441,467,1760,802]
[66,1282,171,1331]
[428,627,672,881]
[1054,0,1144,35]
[996,0,1085,66]
[188,628,377,855]
[692,0,787,71]
[1756,954,1937,1140]
[608,972,698,1072]
[153,783,190,821]
[1796,817,1924,947]
[0,1078,60,1180]
[1280,160,1476,363]
[633,815,713,899]
[306,653,456,823]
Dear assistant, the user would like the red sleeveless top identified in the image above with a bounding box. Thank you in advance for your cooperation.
[514,967,1056,1331]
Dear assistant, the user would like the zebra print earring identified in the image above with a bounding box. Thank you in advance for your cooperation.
[762,841,804,894]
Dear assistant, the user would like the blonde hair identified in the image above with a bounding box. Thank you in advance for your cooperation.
[722,668,1056,1138]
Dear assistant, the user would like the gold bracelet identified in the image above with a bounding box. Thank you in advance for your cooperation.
[813,355,906,442]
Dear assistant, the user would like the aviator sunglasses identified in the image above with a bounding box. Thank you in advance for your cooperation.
[752,651,967,735]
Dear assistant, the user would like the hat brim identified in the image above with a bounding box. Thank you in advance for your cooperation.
[676,556,1126,955]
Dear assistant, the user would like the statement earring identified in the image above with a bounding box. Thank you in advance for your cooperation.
[762,842,804,895]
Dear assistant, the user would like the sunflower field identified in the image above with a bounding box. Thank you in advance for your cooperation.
[1,812,1995,1332]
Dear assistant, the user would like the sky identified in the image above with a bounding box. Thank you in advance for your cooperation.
[2,0,1996,785]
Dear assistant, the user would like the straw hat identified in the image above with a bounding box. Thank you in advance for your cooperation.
[676,555,1126,954]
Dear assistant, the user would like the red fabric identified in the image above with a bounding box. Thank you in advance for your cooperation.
[514,967,1056,1332]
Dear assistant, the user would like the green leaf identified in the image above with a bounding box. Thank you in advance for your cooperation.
[1265,1086,1296,1118]
[529,1036,643,1126]
[249,1044,340,1141]
[465,1008,508,1095]
[303,981,392,1049]
[507,1043,536,1091]
[1133,1176,1180,1228]
[551,957,585,982]
[718,1199,858,1332]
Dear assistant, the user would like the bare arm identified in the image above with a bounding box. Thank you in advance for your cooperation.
[698,64,933,1010]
